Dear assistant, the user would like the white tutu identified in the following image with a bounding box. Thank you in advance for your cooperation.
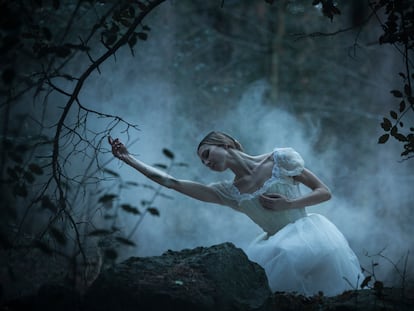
[246,213,362,296]
[210,148,363,297]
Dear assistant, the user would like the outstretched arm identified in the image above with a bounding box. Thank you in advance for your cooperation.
[259,168,331,211]
[108,137,222,204]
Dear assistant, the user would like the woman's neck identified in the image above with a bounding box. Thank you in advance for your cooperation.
[228,150,270,181]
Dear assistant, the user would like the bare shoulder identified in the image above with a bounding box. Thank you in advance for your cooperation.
[253,151,274,161]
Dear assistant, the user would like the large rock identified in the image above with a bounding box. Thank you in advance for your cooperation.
[84,242,272,311]
[2,240,414,311]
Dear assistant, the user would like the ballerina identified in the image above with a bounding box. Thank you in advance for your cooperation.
[108,131,362,296]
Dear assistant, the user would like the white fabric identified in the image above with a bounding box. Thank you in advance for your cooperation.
[209,148,362,296]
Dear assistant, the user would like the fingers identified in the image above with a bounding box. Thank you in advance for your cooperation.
[259,194,274,205]
[259,193,285,210]
[108,136,122,148]
[262,193,282,199]
[108,136,128,160]
[258,195,272,209]
[112,142,122,154]
[108,136,120,146]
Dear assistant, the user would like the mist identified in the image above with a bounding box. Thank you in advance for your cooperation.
[4,0,413,288]
[84,2,413,283]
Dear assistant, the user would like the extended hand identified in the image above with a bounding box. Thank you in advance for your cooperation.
[108,136,129,161]
[259,193,291,211]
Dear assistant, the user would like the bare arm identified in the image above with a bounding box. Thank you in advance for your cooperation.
[108,137,222,204]
[259,168,331,210]
[290,168,332,207]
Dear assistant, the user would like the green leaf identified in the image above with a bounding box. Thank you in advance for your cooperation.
[378,134,389,144]
[41,195,57,213]
[28,163,44,175]
[380,118,392,131]
[147,207,160,216]
[137,32,148,40]
[103,168,120,178]
[390,90,403,97]
[389,110,398,119]
[120,204,140,215]
[115,236,136,246]
[394,133,407,142]
[49,227,67,245]
[399,101,406,112]
[98,194,118,204]
[162,148,174,159]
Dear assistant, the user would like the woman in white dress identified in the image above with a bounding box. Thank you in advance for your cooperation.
[108,131,362,297]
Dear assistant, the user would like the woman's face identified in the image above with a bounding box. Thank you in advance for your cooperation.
[197,144,229,171]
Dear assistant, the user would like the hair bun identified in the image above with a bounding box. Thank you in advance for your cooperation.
[198,131,244,152]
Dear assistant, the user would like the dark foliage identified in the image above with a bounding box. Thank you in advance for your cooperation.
[0,0,168,297]
[0,0,412,306]
[372,0,414,159]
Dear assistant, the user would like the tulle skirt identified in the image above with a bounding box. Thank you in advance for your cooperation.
[245,213,362,297]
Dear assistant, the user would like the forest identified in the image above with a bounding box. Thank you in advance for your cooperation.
[0,0,413,309]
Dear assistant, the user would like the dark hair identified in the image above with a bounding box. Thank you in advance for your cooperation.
[197,131,243,152]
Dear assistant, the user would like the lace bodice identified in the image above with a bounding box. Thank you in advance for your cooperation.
[210,148,307,235]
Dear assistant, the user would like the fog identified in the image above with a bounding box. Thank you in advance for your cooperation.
[7,1,413,287]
